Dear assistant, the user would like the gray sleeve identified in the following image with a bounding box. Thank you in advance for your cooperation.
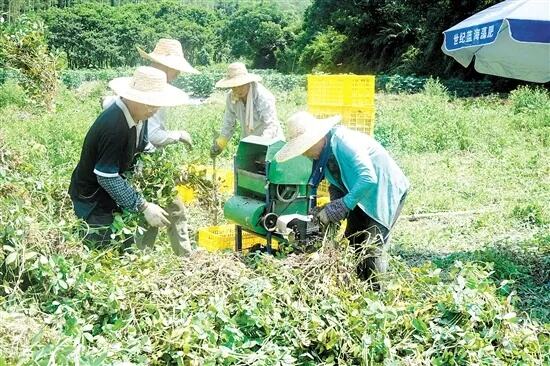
[220,93,238,139]
[97,175,144,212]
[147,110,181,147]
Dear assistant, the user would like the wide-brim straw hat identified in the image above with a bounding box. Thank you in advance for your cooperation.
[275,111,341,163]
[138,38,199,74]
[109,66,189,107]
[215,62,262,88]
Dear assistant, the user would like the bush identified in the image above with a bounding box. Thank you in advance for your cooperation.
[173,72,219,98]
[509,86,550,114]
[0,17,64,110]
[0,80,27,109]
[376,74,493,96]
[61,67,307,100]
[299,27,347,73]
[60,68,132,89]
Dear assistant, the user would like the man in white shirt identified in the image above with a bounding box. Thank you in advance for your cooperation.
[210,62,283,157]
[104,39,198,256]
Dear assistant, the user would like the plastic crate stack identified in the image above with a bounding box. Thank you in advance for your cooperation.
[307,74,376,196]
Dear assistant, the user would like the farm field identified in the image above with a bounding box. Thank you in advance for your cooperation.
[0,77,549,365]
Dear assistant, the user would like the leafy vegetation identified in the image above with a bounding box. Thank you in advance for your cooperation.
[2,0,537,86]
[0,16,63,110]
[0,76,548,364]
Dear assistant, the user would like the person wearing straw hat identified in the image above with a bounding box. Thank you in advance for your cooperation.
[210,62,283,157]
[69,66,189,249]
[136,38,198,149]
[275,111,410,286]
[102,39,199,256]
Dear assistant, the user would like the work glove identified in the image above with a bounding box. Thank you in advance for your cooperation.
[142,202,170,227]
[178,130,193,149]
[210,136,227,158]
[318,198,349,225]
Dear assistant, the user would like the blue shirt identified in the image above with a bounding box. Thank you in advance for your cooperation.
[320,126,410,229]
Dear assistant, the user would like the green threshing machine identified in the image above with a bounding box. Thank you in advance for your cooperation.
[223,136,321,251]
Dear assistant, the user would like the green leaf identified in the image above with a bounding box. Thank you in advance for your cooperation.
[24,251,38,261]
[5,252,18,266]
[412,318,428,335]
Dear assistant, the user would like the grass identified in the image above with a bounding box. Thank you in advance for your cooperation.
[0,79,548,364]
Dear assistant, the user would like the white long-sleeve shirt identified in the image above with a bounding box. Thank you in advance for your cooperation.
[147,108,183,147]
[220,82,283,140]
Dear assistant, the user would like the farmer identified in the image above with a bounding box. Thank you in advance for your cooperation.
[210,62,283,158]
[275,111,410,287]
[69,66,189,250]
[102,39,198,256]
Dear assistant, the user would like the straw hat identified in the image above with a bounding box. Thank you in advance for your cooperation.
[138,38,199,74]
[108,66,189,107]
[215,62,262,88]
[275,111,341,163]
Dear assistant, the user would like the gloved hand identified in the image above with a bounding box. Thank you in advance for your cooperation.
[178,130,193,149]
[318,198,349,225]
[210,136,227,158]
[142,202,170,227]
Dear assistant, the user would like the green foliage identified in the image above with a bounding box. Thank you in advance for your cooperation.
[173,72,217,98]
[375,79,476,152]
[511,203,549,226]
[432,233,550,321]
[6,0,540,87]
[376,74,493,96]
[299,0,502,77]
[59,67,131,89]
[1,79,548,364]
[0,16,64,110]
[59,67,307,99]
[222,5,298,69]
[41,1,227,69]
[509,85,550,114]
[299,27,347,73]
[0,80,26,108]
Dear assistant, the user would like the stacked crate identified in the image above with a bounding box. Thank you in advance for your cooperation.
[307,75,376,196]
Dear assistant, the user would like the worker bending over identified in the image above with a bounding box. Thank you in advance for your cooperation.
[69,67,188,249]
[275,111,410,287]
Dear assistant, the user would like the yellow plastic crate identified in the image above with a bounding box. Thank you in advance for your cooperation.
[198,224,279,252]
[177,165,234,204]
[307,75,375,107]
[309,105,376,136]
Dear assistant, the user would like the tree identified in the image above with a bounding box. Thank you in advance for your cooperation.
[223,5,297,68]
[298,0,501,77]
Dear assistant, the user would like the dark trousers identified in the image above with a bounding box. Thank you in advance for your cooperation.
[82,206,132,250]
[345,193,407,284]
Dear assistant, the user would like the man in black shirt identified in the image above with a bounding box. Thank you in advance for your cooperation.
[69,66,189,247]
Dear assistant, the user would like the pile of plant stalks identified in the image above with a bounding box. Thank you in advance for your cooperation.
[5,233,548,365]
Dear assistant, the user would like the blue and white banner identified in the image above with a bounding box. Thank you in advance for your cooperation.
[444,20,503,51]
